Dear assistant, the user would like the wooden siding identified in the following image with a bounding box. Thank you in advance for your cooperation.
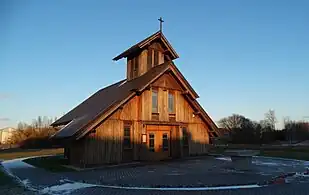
[74,96,142,165]
[175,89,210,155]
[138,50,148,76]
[152,73,183,91]
[67,140,85,166]
[71,72,210,166]
[126,41,166,81]
[153,74,210,155]
[141,89,152,120]
[82,119,123,165]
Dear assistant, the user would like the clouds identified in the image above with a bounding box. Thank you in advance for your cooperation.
[0,118,10,121]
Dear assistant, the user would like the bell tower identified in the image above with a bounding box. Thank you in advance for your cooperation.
[113,18,179,81]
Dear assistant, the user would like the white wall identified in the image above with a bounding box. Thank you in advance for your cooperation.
[0,127,16,144]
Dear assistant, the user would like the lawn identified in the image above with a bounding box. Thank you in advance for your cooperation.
[0,147,73,172]
[23,155,74,172]
[0,148,64,160]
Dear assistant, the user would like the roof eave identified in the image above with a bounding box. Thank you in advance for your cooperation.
[168,62,199,99]
[112,31,179,61]
[75,64,171,140]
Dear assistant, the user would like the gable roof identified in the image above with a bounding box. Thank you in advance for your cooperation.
[51,63,170,139]
[51,62,218,140]
[113,31,179,61]
[168,62,199,99]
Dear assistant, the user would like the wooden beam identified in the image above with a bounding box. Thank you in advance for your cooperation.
[181,90,189,95]
[142,120,186,126]
[130,88,141,96]
[193,111,201,115]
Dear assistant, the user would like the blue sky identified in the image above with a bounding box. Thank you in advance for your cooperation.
[1,0,308,129]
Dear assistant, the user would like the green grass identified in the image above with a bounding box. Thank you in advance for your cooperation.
[0,148,64,160]
[23,155,75,172]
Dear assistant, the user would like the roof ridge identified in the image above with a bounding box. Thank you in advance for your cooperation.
[113,31,178,61]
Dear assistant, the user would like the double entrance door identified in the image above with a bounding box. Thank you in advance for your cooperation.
[146,125,171,161]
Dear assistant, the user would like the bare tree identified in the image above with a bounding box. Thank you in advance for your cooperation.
[218,114,252,130]
[17,122,28,130]
[264,109,277,130]
[37,116,42,128]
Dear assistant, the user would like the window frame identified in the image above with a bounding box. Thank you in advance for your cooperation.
[123,121,132,149]
[168,91,175,114]
[151,88,158,114]
[162,133,169,151]
[149,133,155,152]
[132,56,139,78]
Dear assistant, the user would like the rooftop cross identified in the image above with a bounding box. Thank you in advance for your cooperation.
[158,17,164,32]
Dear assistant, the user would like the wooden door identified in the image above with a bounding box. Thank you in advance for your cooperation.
[147,125,171,161]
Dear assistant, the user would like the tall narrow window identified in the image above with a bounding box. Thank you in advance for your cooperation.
[152,89,158,113]
[168,92,175,113]
[154,50,159,66]
[132,56,139,78]
[147,49,153,70]
[149,133,155,152]
[182,127,189,147]
[123,122,132,149]
[162,133,169,151]
[129,59,134,79]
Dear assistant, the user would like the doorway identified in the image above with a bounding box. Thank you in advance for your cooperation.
[146,125,171,160]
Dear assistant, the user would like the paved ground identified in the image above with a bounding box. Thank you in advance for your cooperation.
[63,156,308,187]
[1,156,309,195]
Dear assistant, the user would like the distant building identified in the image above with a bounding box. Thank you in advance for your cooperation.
[0,127,16,144]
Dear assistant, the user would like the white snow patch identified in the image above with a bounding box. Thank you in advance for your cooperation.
[216,156,309,167]
[38,181,261,192]
[257,156,309,165]
[40,182,97,195]
[294,172,309,178]
[22,179,30,186]
[215,157,231,161]
[253,161,282,166]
